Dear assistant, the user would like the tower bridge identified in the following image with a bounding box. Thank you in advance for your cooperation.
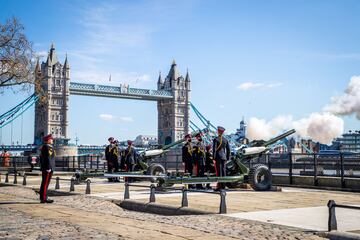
[33,44,190,146]
[69,82,173,101]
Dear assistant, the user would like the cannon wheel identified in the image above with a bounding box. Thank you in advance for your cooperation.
[248,164,272,191]
[147,164,171,185]
[147,163,166,176]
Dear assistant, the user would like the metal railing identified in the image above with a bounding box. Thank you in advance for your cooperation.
[123,182,227,214]
[0,172,92,195]
[260,152,360,188]
[327,200,360,231]
[0,155,105,172]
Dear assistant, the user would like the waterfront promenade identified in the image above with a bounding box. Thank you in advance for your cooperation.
[1,173,360,239]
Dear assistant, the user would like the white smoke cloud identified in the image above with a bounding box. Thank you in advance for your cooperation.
[324,76,360,119]
[293,113,344,144]
[248,113,344,144]
[247,115,293,141]
[246,76,360,144]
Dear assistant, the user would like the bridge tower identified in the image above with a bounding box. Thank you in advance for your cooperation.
[157,60,190,145]
[34,44,70,145]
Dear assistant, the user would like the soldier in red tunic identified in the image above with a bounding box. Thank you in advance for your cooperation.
[39,134,55,203]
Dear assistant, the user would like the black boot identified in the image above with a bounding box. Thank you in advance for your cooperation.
[40,198,54,204]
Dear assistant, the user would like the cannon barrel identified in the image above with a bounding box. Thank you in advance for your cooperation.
[263,129,296,147]
[162,130,201,151]
[140,130,202,159]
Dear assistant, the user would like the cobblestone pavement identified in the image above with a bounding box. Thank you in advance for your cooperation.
[0,185,325,240]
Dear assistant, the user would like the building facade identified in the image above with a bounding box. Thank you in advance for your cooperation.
[133,135,158,147]
[33,45,190,147]
[157,60,190,145]
[34,44,70,145]
[333,131,360,153]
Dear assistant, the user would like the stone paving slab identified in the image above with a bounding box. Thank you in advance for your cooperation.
[0,186,325,240]
[228,206,360,232]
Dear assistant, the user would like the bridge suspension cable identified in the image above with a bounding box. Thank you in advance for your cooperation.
[190,102,238,147]
[0,94,39,129]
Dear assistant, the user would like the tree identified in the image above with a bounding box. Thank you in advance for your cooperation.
[0,17,34,89]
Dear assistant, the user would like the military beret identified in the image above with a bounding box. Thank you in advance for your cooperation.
[43,134,53,142]
[184,134,191,139]
[217,126,225,133]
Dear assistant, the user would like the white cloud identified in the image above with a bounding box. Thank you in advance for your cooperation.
[267,82,283,88]
[35,50,48,58]
[237,82,264,90]
[237,82,283,91]
[99,114,115,121]
[99,114,134,123]
[324,76,360,119]
[119,117,134,122]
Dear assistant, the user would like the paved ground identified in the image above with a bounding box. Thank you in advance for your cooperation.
[1,172,360,239]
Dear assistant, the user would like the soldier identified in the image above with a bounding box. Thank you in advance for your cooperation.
[1,149,10,167]
[193,133,206,189]
[39,134,55,203]
[105,137,114,172]
[182,134,193,176]
[205,145,215,189]
[112,140,120,173]
[119,147,126,171]
[124,140,137,172]
[111,140,120,182]
[105,137,115,182]
[213,126,230,190]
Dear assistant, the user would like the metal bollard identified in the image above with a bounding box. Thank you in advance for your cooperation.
[13,173,17,184]
[124,182,130,199]
[328,200,338,231]
[0,173,1,182]
[55,177,60,189]
[5,173,9,183]
[85,179,91,194]
[22,174,27,186]
[181,187,188,207]
[219,190,227,214]
[70,178,75,192]
[149,184,156,203]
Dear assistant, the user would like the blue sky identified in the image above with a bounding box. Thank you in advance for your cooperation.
[1,0,360,145]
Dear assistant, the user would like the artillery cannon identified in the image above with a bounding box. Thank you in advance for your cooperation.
[225,129,296,190]
[126,130,203,177]
[102,129,296,192]
[158,129,296,191]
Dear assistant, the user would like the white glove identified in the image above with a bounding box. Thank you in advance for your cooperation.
[46,169,52,173]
